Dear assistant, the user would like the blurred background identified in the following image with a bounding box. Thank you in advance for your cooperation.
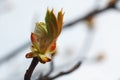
[0,0,120,80]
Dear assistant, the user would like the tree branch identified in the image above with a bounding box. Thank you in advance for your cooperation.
[0,42,30,66]
[24,57,39,80]
[45,61,54,77]
[50,61,82,79]
[63,0,119,28]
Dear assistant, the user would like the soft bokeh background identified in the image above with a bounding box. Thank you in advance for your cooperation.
[0,0,120,80]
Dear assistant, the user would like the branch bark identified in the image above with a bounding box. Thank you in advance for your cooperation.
[24,57,39,80]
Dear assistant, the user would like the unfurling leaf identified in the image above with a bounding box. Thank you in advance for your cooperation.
[26,9,64,63]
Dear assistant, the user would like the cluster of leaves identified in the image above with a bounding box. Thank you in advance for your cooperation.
[26,9,64,63]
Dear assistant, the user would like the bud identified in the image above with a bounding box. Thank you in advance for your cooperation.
[25,9,64,63]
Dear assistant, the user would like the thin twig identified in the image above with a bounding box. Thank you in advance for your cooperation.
[50,61,82,79]
[63,0,118,28]
[37,61,54,80]
[24,57,39,80]
[45,61,54,77]
[37,73,52,80]
[0,42,30,65]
